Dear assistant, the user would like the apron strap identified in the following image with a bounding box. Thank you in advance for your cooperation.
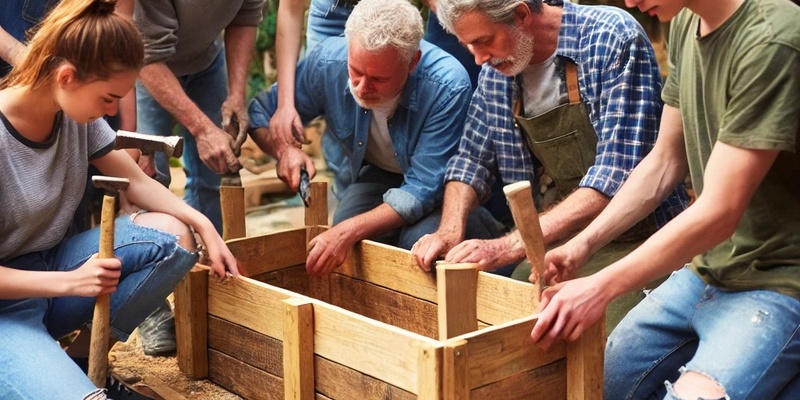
[566,61,580,105]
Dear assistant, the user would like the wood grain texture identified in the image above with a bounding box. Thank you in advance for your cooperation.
[226,229,308,277]
[566,317,604,400]
[284,299,315,400]
[503,181,545,300]
[315,356,415,400]
[475,272,539,326]
[88,194,117,387]
[471,359,566,400]
[207,316,283,376]
[175,266,210,378]
[220,184,246,240]
[443,340,468,400]
[329,273,438,339]
[437,264,478,341]
[209,350,284,400]
[340,240,438,302]
[304,181,328,227]
[252,264,331,304]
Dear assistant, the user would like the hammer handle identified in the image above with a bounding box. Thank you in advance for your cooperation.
[88,194,116,387]
[503,181,545,301]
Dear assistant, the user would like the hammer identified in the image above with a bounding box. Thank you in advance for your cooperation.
[503,181,546,301]
[114,130,184,159]
[87,176,130,387]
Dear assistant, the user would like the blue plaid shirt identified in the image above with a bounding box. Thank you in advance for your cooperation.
[445,0,688,227]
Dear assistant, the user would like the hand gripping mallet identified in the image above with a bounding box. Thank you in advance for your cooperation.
[87,176,130,387]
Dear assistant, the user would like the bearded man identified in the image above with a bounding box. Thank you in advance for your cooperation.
[248,0,504,275]
[411,0,689,330]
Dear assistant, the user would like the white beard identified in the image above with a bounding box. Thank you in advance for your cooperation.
[489,27,535,77]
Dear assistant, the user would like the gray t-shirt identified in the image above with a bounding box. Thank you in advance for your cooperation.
[0,112,115,262]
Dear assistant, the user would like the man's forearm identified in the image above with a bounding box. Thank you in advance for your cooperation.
[139,63,214,136]
[539,187,609,247]
[437,181,479,237]
[337,203,406,243]
[224,25,257,102]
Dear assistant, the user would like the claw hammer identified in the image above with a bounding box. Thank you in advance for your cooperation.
[88,176,129,387]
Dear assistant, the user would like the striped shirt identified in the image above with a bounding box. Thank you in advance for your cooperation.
[445,0,688,227]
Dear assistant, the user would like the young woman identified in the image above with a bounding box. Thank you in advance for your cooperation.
[0,0,238,398]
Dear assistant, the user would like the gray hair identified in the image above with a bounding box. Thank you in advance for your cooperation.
[436,0,543,34]
[344,0,424,63]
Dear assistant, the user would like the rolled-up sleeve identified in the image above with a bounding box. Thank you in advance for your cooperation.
[134,0,179,65]
[231,0,265,26]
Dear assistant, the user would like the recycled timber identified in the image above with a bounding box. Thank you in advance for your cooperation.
[175,183,603,400]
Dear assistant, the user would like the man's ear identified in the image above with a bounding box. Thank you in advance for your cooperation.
[408,50,422,74]
[514,2,533,26]
[55,64,78,89]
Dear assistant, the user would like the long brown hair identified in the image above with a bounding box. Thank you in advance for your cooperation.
[1,0,143,90]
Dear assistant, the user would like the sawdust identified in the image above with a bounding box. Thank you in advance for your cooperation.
[109,330,242,400]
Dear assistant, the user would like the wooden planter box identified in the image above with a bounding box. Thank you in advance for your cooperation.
[174,229,603,400]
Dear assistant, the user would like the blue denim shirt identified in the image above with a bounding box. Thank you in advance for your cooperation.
[0,0,59,76]
[249,37,471,224]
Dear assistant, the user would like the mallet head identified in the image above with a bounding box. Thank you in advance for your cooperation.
[92,176,130,194]
[115,130,183,158]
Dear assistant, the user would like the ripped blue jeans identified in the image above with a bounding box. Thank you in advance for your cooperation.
[0,214,197,399]
[605,267,800,399]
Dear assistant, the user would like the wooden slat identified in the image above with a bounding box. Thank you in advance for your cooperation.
[452,315,565,389]
[340,240,438,302]
[304,181,328,227]
[470,359,566,400]
[207,316,283,376]
[142,375,191,400]
[475,272,538,326]
[315,356,415,400]
[226,229,308,277]
[437,264,478,340]
[284,298,315,400]
[208,276,306,339]
[174,266,209,378]
[566,317,604,400]
[503,181,545,299]
[418,345,442,399]
[312,300,441,394]
[221,185,246,240]
[330,273,438,339]
[209,350,283,400]
[443,340,468,400]
[253,264,331,304]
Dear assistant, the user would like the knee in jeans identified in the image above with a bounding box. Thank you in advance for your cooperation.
[666,368,729,400]
[131,212,196,251]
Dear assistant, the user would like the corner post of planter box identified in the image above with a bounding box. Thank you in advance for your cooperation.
[305,181,328,244]
[566,314,605,400]
[418,344,443,399]
[443,339,469,400]
[436,263,478,340]
[283,297,315,400]
[175,265,209,378]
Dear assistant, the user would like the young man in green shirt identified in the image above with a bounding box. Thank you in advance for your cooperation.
[529,0,800,398]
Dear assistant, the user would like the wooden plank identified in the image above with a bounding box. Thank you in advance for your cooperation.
[437,264,478,340]
[208,276,306,339]
[142,375,190,400]
[475,272,538,326]
[418,345,442,399]
[566,316,604,400]
[207,316,283,376]
[330,273,438,339]
[443,340,468,400]
[284,298,315,400]
[453,315,565,389]
[209,349,283,400]
[304,181,328,227]
[174,266,209,378]
[312,300,441,394]
[315,356,415,400]
[225,229,308,277]
[470,359,566,400]
[220,184,246,240]
[503,181,545,299]
[340,240,438,302]
[253,264,331,304]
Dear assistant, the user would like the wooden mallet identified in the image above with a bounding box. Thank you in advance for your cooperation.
[87,176,129,387]
[503,181,546,301]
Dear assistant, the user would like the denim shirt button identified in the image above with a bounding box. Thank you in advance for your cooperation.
[358,141,364,146]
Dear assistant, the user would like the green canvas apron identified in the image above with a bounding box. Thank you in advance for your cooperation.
[509,60,657,331]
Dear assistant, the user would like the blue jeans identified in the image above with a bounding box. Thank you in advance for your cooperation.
[0,215,197,399]
[606,267,800,400]
[333,165,507,250]
[306,0,354,51]
[136,50,228,233]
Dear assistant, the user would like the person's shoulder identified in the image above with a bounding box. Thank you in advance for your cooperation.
[308,36,349,61]
[743,0,800,50]
[415,41,471,90]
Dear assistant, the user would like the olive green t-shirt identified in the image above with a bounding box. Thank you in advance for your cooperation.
[663,0,800,300]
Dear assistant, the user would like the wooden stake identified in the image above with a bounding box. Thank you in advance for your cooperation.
[503,181,546,300]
